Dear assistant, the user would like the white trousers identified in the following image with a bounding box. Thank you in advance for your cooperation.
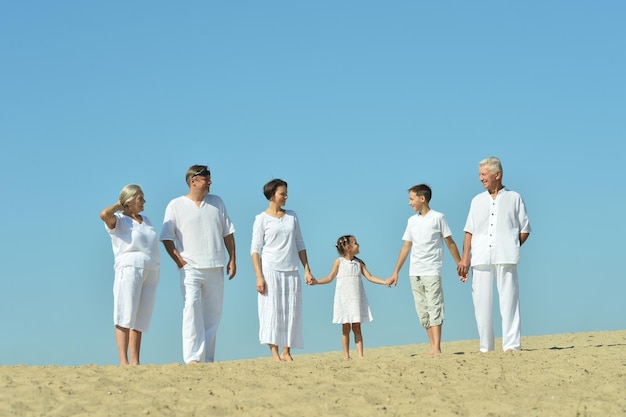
[471,264,521,352]
[179,266,224,363]
[113,266,159,333]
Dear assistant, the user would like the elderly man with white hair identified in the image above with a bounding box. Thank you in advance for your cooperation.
[458,157,531,353]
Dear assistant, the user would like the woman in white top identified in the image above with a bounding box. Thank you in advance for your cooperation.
[251,179,315,361]
[100,184,160,365]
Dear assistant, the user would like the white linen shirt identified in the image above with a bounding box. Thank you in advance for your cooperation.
[463,188,531,266]
[106,213,160,270]
[402,209,452,276]
[250,210,306,272]
[160,194,235,268]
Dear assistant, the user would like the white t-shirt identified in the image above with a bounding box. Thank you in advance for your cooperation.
[402,209,452,276]
[160,194,235,268]
[250,210,306,271]
[463,188,531,266]
[105,213,160,270]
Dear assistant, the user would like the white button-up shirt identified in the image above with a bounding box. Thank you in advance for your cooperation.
[250,210,306,272]
[463,188,531,266]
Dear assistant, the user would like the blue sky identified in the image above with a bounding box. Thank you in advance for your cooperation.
[1,1,624,366]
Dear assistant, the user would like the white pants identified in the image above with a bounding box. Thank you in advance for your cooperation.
[179,266,224,363]
[113,266,159,333]
[471,264,521,352]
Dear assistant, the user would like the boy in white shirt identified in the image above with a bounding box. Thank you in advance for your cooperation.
[388,184,464,355]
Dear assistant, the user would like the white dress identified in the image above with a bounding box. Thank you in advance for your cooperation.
[332,258,373,324]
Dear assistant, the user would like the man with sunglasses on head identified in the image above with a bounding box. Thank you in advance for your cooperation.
[160,164,237,364]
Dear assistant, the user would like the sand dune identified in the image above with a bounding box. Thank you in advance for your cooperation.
[1,330,624,416]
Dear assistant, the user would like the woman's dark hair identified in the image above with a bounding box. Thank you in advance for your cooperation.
[263,178,288,200]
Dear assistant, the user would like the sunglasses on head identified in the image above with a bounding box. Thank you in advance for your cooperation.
[191,168,211,178]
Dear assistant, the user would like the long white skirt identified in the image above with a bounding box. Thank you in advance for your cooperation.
[258,267,303,349]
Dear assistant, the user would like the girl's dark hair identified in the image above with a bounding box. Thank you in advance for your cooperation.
[335,235,353,256]
[335,235,365,265]
[263,178,288,200]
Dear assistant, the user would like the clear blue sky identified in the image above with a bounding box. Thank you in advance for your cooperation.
[1,1,624,366]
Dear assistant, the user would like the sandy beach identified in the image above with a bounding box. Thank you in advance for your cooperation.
[1,330,624,417]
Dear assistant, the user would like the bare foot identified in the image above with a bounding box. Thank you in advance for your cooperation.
[270,345,281,361]
[429,350,442,356]
[280,353,293,362]
[187,360,200,365]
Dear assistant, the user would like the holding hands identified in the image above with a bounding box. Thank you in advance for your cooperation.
[304,271,317,286]
[457,256,470,283]
[386,275,398,287]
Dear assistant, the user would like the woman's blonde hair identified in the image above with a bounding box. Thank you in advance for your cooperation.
[119,184,143,207]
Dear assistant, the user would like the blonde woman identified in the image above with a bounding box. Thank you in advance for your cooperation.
[100,184,160,365]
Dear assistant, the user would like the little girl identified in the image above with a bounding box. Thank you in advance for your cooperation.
[314,235,390,359]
